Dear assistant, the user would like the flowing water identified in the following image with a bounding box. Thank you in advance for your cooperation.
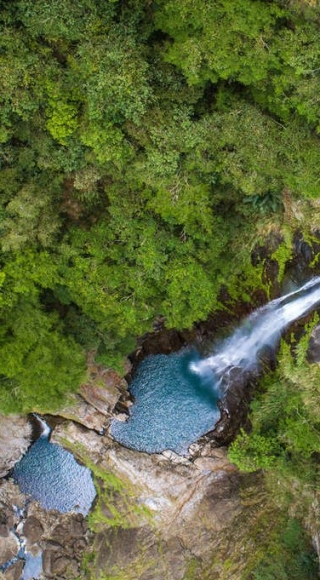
[13,417,96,515]
[191,276,320,377]
[111,277,320,455]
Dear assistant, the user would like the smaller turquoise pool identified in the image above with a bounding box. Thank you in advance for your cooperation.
[13,434,96,515]
[111,349,220,455]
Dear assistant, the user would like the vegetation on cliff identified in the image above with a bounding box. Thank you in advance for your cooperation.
[229,316,320,579]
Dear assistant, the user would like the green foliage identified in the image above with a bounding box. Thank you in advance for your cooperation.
[154,0,285,86]
[229,429,282,472]
[0,299,85,413]
[229,337,320,476]
[229,330,319,577]
[249,518,318,580]
[183,557,201,580]
[1,184,61,251]
[0,251,86,412]
[16,0,117,41]
[270,231,293,282]
[2,0,320,416]
[243,191,283,215]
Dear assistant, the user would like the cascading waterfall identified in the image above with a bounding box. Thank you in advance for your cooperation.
[32,413,51,438]
[190,276,320,379]
[111,277,320,455]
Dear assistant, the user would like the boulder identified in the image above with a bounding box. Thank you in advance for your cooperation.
[48,394,110,432]
[47,364,127,432]
[0,532,19,565]
[80,380,121,415]
[23,516,44,545]
[3,560,23,580]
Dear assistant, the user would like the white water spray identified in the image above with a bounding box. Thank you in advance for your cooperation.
[191,277,320,377]
[33,414,51,438]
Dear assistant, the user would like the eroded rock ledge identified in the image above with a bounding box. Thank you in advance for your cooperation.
[50,412,266,580]
[0,415,31,479]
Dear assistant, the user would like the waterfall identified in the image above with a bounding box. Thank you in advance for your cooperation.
[33,414,51,438]
[190,277,320,378]
[111,277,320,455]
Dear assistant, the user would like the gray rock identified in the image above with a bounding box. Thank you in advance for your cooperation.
[50,555,70,576]
[307,324,320,364]
[0,532,19,565]
[0,415,31,478]
[42,549,53,577]
[23,516,44,545]
[3,560,23,580]
[0,524,9,538]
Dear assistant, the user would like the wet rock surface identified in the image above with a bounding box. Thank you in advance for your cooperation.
[0,480,91,579]
[23,516,44,545]
[206,368,258,445]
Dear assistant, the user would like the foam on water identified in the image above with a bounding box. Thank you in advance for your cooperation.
[191,277,320,376]
[112,277,320,456]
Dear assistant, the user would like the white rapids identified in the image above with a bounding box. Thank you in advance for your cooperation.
[190,277,320,377]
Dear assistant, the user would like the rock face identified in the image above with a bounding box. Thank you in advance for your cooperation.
[0,415,32,478]
[0,480,90,580]
[0,531,19,563]
[51,420,273,580]
[46,359,129,433]
[204,367,255,445]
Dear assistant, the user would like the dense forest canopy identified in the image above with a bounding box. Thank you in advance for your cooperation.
[1,0,320,414]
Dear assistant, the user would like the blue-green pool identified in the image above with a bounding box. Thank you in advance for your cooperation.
[13,433,96,515]
[111,349,220,455]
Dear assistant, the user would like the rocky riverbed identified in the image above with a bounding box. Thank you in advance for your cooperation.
[1,284,319,579]
[0,355,267,580]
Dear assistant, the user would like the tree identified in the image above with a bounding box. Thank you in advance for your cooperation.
[154,0,285,86]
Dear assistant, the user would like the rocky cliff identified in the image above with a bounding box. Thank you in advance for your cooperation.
[0,366,272,580]
[0,415,31,479]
